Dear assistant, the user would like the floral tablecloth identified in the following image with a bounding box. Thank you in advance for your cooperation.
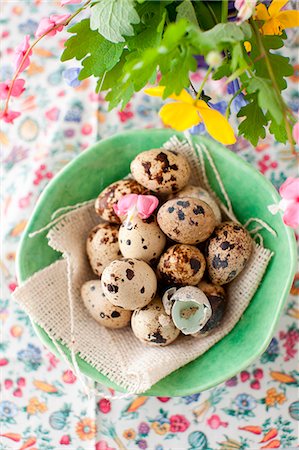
[1,2,298,450]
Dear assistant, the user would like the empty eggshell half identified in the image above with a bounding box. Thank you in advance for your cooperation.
[81,280,131,329]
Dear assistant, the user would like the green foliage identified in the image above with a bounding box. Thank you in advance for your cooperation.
[90,0,140,43]
[61,0,295,147]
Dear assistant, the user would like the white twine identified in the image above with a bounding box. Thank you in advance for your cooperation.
[51,199,95,220]
[243,217,277,237]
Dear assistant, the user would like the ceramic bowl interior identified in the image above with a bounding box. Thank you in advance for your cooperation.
[17,129,296,396]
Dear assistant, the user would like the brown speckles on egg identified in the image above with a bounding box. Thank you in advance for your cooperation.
[95,179,147,223]
[86,223,121,277]
[157,197,216,244]
[206,221,253,285]
[101,258,157,310]
[158,244,206,286]
[130,149,190,194]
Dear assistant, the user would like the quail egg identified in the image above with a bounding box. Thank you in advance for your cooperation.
[131,149,190,194]
[206,221,253,285]
[170,286,212,335]
[131,297,180,346]
[101,258,157,310]
[157,197,216,244]
[158,244,206,286]
[81,280,131,328]
[176,185,222,224]
[161,286,178,315]
[95,179,148,223]
[86,223,121,277]
[119,214,166,264]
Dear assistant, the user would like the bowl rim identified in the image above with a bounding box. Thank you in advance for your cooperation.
[16,129,297,396]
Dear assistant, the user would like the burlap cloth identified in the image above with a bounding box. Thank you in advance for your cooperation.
[13,136,274,393]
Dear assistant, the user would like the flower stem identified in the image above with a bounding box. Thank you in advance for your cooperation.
[2,0,91,115]
[196,66,213,101]
[250,18,296,157]
[225,87,242,119]
[221,0,228,23]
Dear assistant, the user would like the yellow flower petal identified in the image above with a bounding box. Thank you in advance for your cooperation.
[268,0,288,16]
[195,100,236,145]
[144,86,194,104]
[261,17,283,35]
[254,3,270,21]
[159,102,201,131]
[277,10,299,28]
[244,41,252,52]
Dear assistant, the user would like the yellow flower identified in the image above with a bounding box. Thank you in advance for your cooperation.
[151,421,170,435]
[123,428,136,440]
[75,418,96,441]
[244,41,252,52]
[254,0,299,35]
[144,86,236,145]
[26,397,47,415]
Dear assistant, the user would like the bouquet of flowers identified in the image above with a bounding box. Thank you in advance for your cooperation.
[1,0,299,154]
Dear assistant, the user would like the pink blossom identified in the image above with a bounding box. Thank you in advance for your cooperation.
[207,414,228,429]
[235,0,257,23]
[14,35,32,72]
[113,194,159,220]
[35,14,71,38]
[0,79,25,100]
[268,177,299,229]
[0,109,21,123]
[293,122,299,145]
[61,0,82,5]
[95,441,115,450]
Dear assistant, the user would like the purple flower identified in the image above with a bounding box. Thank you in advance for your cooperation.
[194,55,208,69]
[138,422,150,436]
[208,100,227,115]
[137,439,148,449]
[225,376,238,387]
[227,79,247,113]
[182,393,201,404]
[63,67,81,87]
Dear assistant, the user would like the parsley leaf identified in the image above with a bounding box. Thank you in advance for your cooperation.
[246,76,283,124]
[237,96,267,146]
[267,113,288,143]
[176,0,199,27]
[61,19,124,80]
[90,0,140,43]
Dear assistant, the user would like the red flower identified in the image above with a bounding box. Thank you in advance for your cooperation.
[98,398,111,414]
[169,414,190,432]
[60,435,71,445]
[157,397,170,402]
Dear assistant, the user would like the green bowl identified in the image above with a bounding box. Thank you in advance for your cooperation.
[17,129,296,396]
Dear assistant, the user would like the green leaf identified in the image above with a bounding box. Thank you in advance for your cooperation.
[212,62,231,80]
[96,50,130,92]
[246,76,283,124]
[267,113,288,143]
[237,97,267,146]
[90,0,140,43]
[176,0,199,27]
[127,2,167,51]
[191,23,245,53]
[61,19,124,80]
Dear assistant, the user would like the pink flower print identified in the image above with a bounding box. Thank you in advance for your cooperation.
[207,414,228,429]
[61,0,82,5]
[0,79,25,100]
[14,35,32,72]
[35,14,70,38]
[293,121,299,145]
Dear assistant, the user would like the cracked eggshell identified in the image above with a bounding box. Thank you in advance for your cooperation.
[171,286,212,335]
[158,244,206,286]
[81,280,132,329]
[131,297,180,346]
[101,258,157,310]
[161,286,178,315]
[86,223,121,277]
[119,214,166,264]
[157,197,216,244]
[130,149,190,194]
[192,281,227,336]
[206,221,253,285]
[176,185,222,224]
[95,179,148,223]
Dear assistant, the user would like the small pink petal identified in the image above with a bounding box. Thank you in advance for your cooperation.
[0,109,21,123]
[113,194,138,217]
[35,14,70,38]
[50,14,71,26]
[61,0,82,4]
[136,195,159,219]
[0,80,25,99]
[14,35,32,71]
[279,177,299,200]
[293,122,299,146]
[283,202,299,229]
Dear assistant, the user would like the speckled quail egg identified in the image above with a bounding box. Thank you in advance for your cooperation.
[119,214,166,264]
[101,258,157,310]
[192,281,227,337]
[158,244,206,286]
[95,179,148,223]
[157,197,216,244]
[131,297,180,346]
[206,221,253,285]
[81,280,132,328]
[170,286,212,335]
[176,185,222,224]
[161,286,178,315]
[86,223,121,277]
[130,149,190,194]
